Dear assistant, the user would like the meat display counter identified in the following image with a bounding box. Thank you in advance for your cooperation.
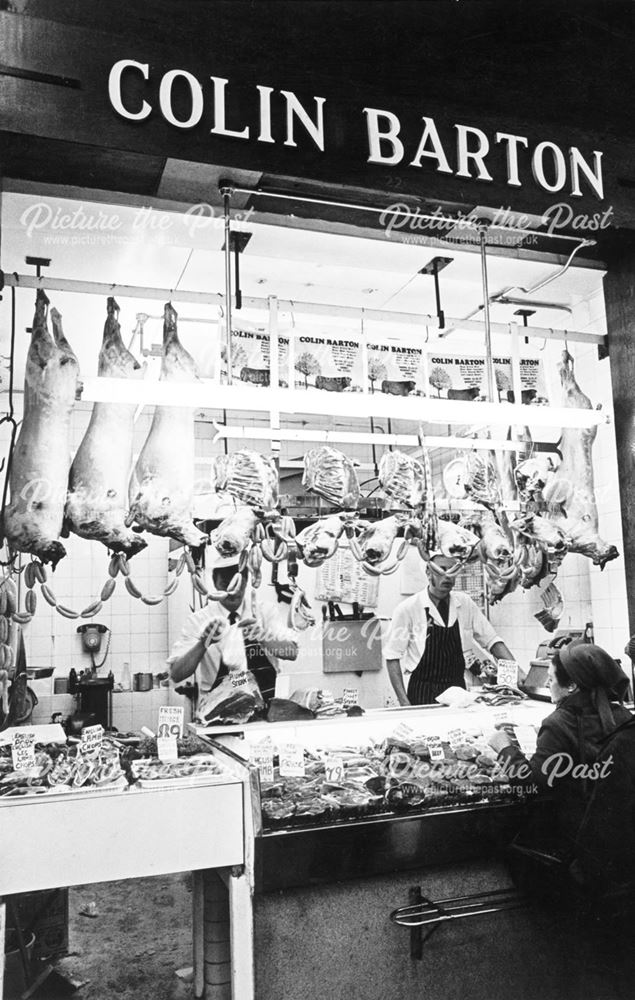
[196,702,584,1000]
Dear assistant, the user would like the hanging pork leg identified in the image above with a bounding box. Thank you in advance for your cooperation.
[128,303,205,548]
[3,292,80,567]
[65,298,147,557]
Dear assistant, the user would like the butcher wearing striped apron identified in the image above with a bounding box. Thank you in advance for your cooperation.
[406,601,466,705]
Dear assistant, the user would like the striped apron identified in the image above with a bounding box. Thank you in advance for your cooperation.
[215,613,277,707]
[407,605,466,705]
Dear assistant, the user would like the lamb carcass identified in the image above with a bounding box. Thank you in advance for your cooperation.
[65,298,146,558]
[214,450,278,511]
[302,446,360,509]
[3,292,80,566]
[378,451,426,509]
[128,303,205,547]
[544,350,618,569]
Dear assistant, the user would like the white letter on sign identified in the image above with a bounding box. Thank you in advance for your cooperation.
[108,60,151,121]
[532,141,567,193]
[410,117,452,173]
[210,77,250,139]
[495,132,529,187]
[455,124,493,181]
[159,70,203,129]
[569,148,604,199]
[281,91,326,151]
[363,108,404,166]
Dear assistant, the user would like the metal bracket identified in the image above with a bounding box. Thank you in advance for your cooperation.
[419,256,453,330]
[390,886,526,960]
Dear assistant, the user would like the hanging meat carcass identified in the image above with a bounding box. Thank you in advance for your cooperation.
[65,298,146,558]
[378,451,426,509]
[543,350,618,569]
[3,292,80,567]
[348,514,409,575]
[302,446,360,509]
[213,450,279,511]
[128,303,205,548]
[295,513,352,567]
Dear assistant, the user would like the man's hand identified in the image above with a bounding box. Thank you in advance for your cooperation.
[489,730,513,755]
[199,617,227,648]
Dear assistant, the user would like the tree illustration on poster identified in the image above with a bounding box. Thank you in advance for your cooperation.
[221,342,248,373]
[495,367,511,401]
[368,358,387,393]
[295,352,321,388]
[429,365,452,397]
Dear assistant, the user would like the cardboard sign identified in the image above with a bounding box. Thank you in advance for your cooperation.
[11,729,36,771]
[325,755,345,783]
[497,660,520,688]
[250,738,275,784]
[279,743,305,778]
[157,736,179,762]
[342,688,359,708]
[79,724,104,757]
[158,706,185,740]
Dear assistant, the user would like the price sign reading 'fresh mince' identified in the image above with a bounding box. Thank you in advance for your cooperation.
[79,724,104,757]
[497,660,520,688]
[157,705,185,739]
[279,743,305,778]
[11,729,36,771]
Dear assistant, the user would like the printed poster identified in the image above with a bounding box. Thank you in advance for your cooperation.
[366,336,425,396]
[220,324,290,387]
[424,353,548,404]
[292,331,363,392]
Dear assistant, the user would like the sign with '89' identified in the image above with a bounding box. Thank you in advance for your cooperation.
[157,706,184,739]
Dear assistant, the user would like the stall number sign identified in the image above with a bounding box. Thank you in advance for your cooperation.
[157,706,184,739]
[11,729,36,771]
[497,660,520,687]
[342,688,359,708]
[250,739,274,784]
[325,754,345,783]
[279,743,305,778]
[80,724,104,757]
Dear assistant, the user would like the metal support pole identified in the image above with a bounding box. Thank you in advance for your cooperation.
[221,185,234,385]
[477,221,496,403]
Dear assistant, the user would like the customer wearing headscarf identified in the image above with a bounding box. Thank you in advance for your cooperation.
[489,642,632,853]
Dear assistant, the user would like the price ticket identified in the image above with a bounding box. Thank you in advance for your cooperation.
[157,736,179,762]
[447,728,467,749]
[11,729,36,771]
[497,660,520,687]
[250,738,275,784]
[342,688,359,708]
[392,723,414,741]
[157,706,184,739]
[514,725,538,757]
[279,743,305,778]
[493,708,512,726]
[79,724,104,757]
[426,737,445,761]
[324,754,345,783]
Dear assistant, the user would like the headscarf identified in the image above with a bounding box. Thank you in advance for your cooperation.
[559,642,630,734]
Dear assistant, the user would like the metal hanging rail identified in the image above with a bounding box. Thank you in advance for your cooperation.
[0,273,605,345]
[222,184,597,248]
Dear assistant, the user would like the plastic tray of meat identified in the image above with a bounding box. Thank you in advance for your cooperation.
[130,754,228,789]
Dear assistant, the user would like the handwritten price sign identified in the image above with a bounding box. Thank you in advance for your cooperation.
[157,706,184,740]
[12,729,36,771]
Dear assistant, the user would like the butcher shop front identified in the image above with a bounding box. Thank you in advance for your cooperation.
[1,4,635,1000]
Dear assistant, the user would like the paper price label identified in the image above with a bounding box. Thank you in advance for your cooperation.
[514,725,538,757]
[229,670,252,691]
[157,736,179,762]
[427,739,445,761]
[279,743,305,778]
[319,690,335,706]
[392,723,414,741]
[157,706,184,740]
[79,724,104,757]
[324,755,345,783]
[11,729,36,771]
[447,728,466,749]
[493,709,512,726]
[250,739,274,784]
[342,688,359,708]
[497,660,520,687]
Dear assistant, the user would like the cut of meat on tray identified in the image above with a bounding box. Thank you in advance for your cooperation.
[302,446,360,509]
[3,291,81,567]
[65,298,147,557]
[128,303,206,548]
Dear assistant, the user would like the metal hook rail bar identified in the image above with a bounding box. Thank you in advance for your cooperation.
[390,887,526,952]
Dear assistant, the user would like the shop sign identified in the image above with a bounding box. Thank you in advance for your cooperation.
[11,728,36,771]
[107,60,605,200]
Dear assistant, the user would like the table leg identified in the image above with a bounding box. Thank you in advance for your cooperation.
[192,872,205,999]
[0,898,5,1000]
[229,870,254,1000]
